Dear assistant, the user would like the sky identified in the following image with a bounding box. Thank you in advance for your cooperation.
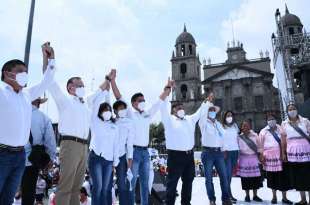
[0,0,310,122]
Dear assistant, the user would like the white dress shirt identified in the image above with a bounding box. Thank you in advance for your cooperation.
[121,97,163,147]
[160,100,207,151]
[48,80,105,140]
[0,59,55,147]
[223,124,239,151]
[199,118,225,149]
[281,116,310,139]
[89,91,119,166]
[90,120,119,166]
[116,117,134,159]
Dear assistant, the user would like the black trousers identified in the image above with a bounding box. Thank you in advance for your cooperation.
[166,150,195,205]
[21,165,39,205]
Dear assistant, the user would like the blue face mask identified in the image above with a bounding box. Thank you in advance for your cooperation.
[208,111,217,119]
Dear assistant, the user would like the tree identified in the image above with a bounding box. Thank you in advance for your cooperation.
[149,122,165,146]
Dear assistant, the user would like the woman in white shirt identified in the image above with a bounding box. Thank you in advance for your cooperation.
[88,86,120,205]
[281,104,310,205]
[221,111,239,203]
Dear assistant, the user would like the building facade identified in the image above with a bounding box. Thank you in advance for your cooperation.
[171,26,280,141]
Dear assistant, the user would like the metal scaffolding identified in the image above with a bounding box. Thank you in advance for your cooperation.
[272,8,310,120]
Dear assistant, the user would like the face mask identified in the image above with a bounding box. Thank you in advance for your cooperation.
[177,109,185,118]
[138,101,145,111]
[267,119,277,128]
[12,72,28,87]
[288,110,298,118]
[208,111,217,119]
[226,117,233,124]
[75,87,85,98]
[118,109,127,118]
[102,111,112,121]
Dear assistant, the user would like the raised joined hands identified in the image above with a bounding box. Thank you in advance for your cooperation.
[41,42,55,60]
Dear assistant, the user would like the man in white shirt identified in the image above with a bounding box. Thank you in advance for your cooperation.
[160,89,208,205]
[45,61,110,205]
[199,105,232,205]
[0,42,55,205]
[110,69,172,205]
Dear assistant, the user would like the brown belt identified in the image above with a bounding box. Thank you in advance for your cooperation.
[60,135,88,145]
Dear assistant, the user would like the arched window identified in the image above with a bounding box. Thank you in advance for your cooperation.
[181,84,188,99]
[189,45,193,55]
[288,27,295,35]
[180,63,187,78]
[181,44,186,56]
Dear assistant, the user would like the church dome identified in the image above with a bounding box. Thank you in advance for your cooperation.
[175,25,196,45]
[281,6,303,27]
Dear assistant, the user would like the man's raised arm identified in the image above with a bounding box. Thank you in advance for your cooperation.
[27,42,56,101]
[40,42,68,111]
[147,78,174,119]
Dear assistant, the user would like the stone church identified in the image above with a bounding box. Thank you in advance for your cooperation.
[171,25,280,139]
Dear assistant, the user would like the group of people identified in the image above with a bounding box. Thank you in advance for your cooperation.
[0,41,309,205]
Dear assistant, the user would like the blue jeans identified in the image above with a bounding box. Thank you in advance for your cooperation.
[88,151,113,205]
[201,150,230,202]
[117,154,130,205]
[107,154,130,205]
[129,147,150,205]
[224,150,239,197]
[0,150,26,205]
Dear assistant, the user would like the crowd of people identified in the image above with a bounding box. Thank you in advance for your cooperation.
[0,41,309,205]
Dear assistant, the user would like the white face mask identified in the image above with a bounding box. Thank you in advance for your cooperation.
[14,72,28,87]
[102,111,112,121]
[176,109,185,118]
[288,110,298,118]
[267,119,277,128]
[118,109,127,118]
[226,117,233,124]
[75,87,85,98]
[138,101,146,111]
[208,111,217,119]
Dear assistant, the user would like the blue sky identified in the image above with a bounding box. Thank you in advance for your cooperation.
[1,0,309,122]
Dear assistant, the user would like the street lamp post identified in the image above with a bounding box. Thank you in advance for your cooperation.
[24,0,35,67]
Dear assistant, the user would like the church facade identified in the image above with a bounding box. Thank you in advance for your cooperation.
[171,26,280,140]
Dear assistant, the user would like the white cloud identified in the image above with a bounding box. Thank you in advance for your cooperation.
[204,0,310,64]
[0,0,169,122]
